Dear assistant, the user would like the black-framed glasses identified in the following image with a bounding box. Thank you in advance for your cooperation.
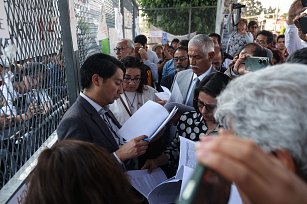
[113,47,128,52]
[197,101,216,112]
[173,57,188,62]
[123,77,141,83]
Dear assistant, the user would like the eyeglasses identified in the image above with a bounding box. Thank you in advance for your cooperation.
[123,77,141,83]
[251,26,258,29]
[255,39,267,46]
[197,101,216,112]
[113,47,128,52]
[173,57,188,62]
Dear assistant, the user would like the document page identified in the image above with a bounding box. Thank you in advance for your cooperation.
[179,165,194,200]
[117,101,169,141]
[117,100,177,141]
[127,168,167,197]
[148,105,178,140]
[178,136,197,169]
[155,86,171,101]
[147,178,182,204]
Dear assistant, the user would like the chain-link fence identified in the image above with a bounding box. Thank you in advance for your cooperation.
[74,0,139,65]
[0,0,68,190]
[0,0,139,198]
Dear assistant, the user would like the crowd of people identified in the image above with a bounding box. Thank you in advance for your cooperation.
[0,50,66,188]
[22,0,307,203]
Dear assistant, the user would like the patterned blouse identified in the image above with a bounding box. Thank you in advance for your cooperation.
[164,111,219,171]
[226,31,254,58]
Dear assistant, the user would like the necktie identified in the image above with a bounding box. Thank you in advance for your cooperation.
[186,78,200,106]
[99,109,123,146]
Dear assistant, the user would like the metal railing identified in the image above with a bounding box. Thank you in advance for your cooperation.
[0,0,68,190]
[0,0,139,197]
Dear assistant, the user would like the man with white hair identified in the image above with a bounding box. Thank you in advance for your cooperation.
[197,63,307,204]
[168,34,216,107]
[114,39,135,60]
[114,38,159,84]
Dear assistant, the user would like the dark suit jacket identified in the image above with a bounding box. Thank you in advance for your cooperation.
[57,95,119,153]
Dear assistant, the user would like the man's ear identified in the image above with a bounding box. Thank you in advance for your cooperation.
[208,51,215,60]
[92,74,102,86]
[272,149,296,173]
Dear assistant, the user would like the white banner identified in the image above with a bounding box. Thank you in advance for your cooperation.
[0,0,10,38]
[68,0,78,51]
[114,8,123,40]
[96,1,109,40]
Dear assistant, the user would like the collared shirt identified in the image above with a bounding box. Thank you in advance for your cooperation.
[185,66,214,104]
[80,92,121,142]
[80,92,123,163]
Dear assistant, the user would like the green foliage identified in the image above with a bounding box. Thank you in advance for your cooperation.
[138,0,217,35]
[240,0,263,17]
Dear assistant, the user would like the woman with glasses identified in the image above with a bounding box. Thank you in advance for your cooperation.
[109,56,161,126]
[141,72,230,175]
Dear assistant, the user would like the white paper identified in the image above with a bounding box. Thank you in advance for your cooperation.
[155,86,171,101]
[155,92,170,101]
[128,168,182,204]
[147,178,182,204]
[68,0,78,51]
[228,184,242,204]
[161,86,171,95]
[179,166,194,200]
[169,81,183,103]
[178,136,197,169]
[148,105,177,140]
[117,100,177,141]
[127,168,167,197]
[96,2,108,40]
[0,0,10,38]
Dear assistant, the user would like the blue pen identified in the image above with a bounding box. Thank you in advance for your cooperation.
[143,137,150,142]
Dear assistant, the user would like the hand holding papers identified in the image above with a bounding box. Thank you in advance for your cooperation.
[117,100,177,142]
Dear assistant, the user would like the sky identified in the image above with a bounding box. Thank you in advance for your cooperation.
[260,0,292,13]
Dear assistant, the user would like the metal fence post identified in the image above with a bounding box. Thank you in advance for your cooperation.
[188,7,192,39]
[120,0,125,38]
[58,0,80,104]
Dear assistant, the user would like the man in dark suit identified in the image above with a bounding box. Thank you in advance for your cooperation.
[57,53,149,164]
[168,34,217,107]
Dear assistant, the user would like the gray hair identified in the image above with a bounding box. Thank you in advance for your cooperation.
[188,34,214,56]
[215,63,307,180]
[120,39,135,49]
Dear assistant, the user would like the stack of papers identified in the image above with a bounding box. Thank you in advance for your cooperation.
[117,100,177,141]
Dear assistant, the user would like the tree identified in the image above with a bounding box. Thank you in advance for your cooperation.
[239,0,263,18]
[138,0,217,35]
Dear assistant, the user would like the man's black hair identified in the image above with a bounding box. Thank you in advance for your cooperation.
[277,35,285,42]
[80,53,125,89]
[171,38,180,44]
[256,30,274,44]
[248,20,258,29]
[208,33,222,45]
[134,35,147,47]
